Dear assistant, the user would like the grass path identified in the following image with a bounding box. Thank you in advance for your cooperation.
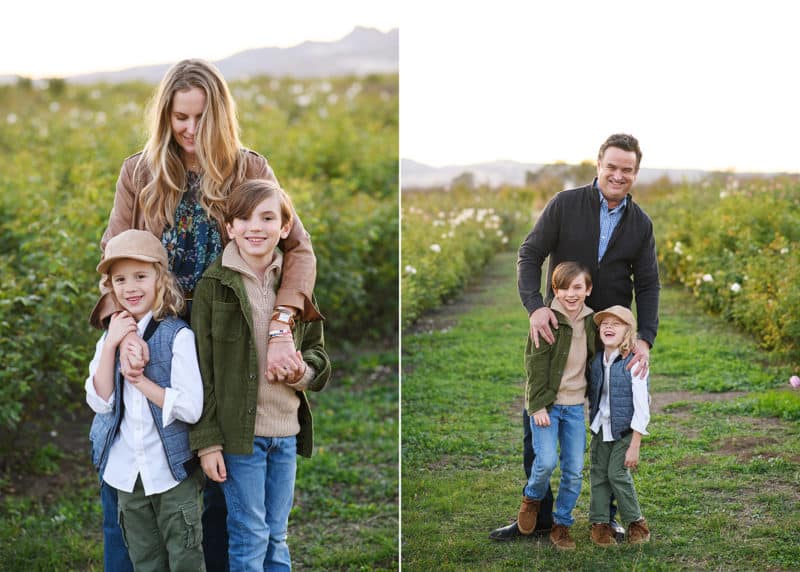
[401,250,799,571]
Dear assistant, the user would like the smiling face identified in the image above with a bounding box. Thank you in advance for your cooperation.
[170,87,206,162]
[225,194,292,272]
[599,318,630,351]
[553,273,592,319]
[596,146,638,208]
[109,259,158,321]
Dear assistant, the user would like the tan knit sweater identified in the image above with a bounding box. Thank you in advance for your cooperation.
[221,243,315,438]
[551,297,593,406]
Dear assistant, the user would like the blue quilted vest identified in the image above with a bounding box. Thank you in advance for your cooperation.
[588,352,647,440]
[89,316,197,482]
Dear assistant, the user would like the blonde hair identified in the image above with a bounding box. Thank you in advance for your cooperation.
[103,262,185,320]
[619,325,637,355]
[137,59,248,232]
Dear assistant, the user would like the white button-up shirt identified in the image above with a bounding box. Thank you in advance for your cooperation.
[590,349,650,442]
[85,312,203,495]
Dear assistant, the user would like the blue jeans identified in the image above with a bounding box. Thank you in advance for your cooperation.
[524,404,586,527]
[221,436,297,572]
[100,481,133,572]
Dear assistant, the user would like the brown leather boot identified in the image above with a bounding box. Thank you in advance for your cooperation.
[516,496,541,534]
[627,518,651,544]
[590,522,617,547]
[550,524,576,550]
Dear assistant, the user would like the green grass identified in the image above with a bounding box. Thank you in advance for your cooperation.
[401,251,800,571]
[0,347,398,571]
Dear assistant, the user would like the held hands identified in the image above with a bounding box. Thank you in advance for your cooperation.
[267,339,308,385]
[120,333,149,381]
[529,307,558,348]
[267,310,307,384]
[200,451,227,483]
[107,311,138,348]
[532,408,551,427]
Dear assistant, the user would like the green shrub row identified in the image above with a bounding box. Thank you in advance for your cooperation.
[638,175,800,361]
[401,184,547,326]
[0,75,397,451]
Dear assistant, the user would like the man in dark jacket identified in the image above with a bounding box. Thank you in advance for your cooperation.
[490,133,660,541]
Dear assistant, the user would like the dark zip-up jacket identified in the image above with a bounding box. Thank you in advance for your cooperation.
[517,181,660,347]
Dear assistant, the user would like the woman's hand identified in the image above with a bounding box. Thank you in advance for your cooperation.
[532,408,551,427]
[268,342,307,385]
[119,330,149,379]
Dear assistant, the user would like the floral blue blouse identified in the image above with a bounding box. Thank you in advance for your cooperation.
[160,171,222,294]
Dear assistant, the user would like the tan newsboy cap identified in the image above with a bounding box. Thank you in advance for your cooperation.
[593,305,636,329]
[97,229,168,275]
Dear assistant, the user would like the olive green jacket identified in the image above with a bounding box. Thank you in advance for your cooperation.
[524,308,596,413]
[189,257,331,457]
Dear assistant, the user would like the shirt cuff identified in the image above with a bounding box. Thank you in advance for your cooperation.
[85,377,115,413]
[199,445,223,457]
[161,387,178,427]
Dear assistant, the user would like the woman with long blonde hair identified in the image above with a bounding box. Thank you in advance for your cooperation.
[91,59,318,571]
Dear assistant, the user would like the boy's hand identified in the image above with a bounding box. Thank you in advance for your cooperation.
[107,311,138,348]
[624,443,641,469]
[200,451,227,482]
[532,408,551,427]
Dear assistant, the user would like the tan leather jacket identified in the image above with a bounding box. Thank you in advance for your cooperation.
[91,149,319,327]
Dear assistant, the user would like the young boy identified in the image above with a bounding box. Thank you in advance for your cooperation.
[85,229,205,570]
[189,179,331,570]
[588,305,651,546]
[516,261,596,550]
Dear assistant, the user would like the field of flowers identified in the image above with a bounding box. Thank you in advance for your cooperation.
[638,175,800,363]
[401,182,556,327]
[0,74,398,451]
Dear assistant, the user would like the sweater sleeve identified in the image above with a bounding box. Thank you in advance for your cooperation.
[631,215,660,347]
[517,195,560,316]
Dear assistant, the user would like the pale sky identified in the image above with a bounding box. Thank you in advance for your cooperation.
[1,0,397,78]
[400,1,800,174]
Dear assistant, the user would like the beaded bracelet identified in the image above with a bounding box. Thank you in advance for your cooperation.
[268,329,293,339]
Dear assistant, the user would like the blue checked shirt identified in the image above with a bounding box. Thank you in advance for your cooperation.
[596,182,628,261]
